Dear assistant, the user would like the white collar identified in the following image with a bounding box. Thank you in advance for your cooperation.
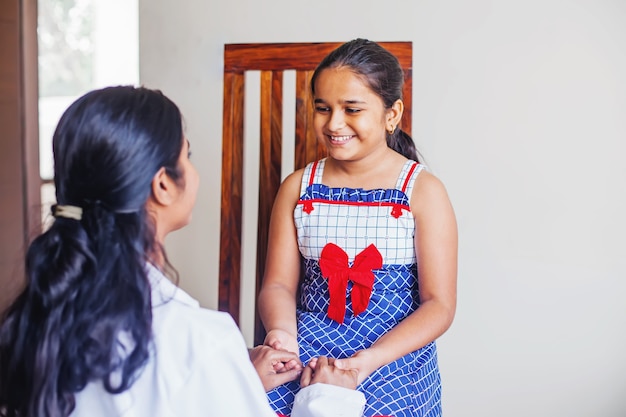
[146,263,200,308]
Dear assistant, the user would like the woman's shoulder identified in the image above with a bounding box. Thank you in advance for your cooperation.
[151,303,251,391]
[148,265,242,350]
[152,301,242,352]
[72,306,252,417]
[149,304,275,416]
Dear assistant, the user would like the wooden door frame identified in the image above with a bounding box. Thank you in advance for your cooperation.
[0,0,40,312]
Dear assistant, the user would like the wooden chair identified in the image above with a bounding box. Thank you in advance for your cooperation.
[219,41,413,346]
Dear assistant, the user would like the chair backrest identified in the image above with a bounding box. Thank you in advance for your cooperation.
[219,41,413,345]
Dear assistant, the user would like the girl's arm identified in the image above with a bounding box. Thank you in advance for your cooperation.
[257,169,305,355]
[336,170,458,383]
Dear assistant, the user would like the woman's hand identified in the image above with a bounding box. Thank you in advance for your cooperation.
[264,328,299,356]
[300,356,358,390]
[249,345,302,392]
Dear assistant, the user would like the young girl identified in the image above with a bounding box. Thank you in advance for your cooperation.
[0,86,365,417]
[258,39,458,417]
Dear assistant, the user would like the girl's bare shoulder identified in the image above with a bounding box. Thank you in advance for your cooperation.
[411,169,453,212]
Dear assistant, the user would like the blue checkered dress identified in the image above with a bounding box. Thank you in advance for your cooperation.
[266,159,442,417]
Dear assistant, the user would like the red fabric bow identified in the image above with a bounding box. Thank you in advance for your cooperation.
[319,243,383,324]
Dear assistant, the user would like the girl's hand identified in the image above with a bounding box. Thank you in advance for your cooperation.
[332,349,379,386]
[300,356,358,390]
[264,329,299,356]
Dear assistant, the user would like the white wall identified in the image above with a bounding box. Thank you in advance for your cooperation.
[138,1,626,416]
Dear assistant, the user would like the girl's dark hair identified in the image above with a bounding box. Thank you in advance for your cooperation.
[0,86,184,417]
[311,38,420,162]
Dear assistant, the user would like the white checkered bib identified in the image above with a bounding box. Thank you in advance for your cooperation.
[295,158,423,266]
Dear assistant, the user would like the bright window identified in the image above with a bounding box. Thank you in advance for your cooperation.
[38,0,138,222]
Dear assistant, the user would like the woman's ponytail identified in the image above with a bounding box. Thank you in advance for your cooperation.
[1,218,96,416]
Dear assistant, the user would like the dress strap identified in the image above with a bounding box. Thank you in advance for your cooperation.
[394,160,426,197]
[299,158,326,195]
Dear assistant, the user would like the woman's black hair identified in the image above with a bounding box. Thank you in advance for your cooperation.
[310,38,420,162]
[0,86,184,417]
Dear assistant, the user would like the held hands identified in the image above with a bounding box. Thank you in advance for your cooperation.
[264,329,299,357]
[250,344,367,392]
[249,345,303,392]
[300,356,358,390]
[308,349,377,386]
[255,329,373,392]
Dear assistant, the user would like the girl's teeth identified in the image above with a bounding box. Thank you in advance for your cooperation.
[331,135,352,142]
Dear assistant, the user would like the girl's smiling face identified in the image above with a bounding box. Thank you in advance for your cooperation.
[313,66,393,163]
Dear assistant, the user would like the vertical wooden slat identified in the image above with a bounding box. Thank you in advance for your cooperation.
[21,0,41,238]
[294,70,324,170]
[218,70,244,324]
[294,71,309,170]
[313,77,327,164]
[0,0,39,314]
[255,70,283,344]
[401,68,412,136]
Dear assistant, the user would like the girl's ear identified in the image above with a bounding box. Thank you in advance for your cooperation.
[150,167,175,206]
[386,99,404,131]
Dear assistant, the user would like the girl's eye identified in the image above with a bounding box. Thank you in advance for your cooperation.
[346,108,361,114]
[315,106,330,113]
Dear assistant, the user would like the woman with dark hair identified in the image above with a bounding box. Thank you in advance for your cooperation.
[0,86,365,417]
[258,39,458,417]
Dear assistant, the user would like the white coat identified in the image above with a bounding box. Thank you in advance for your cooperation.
[71,264,365,417]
